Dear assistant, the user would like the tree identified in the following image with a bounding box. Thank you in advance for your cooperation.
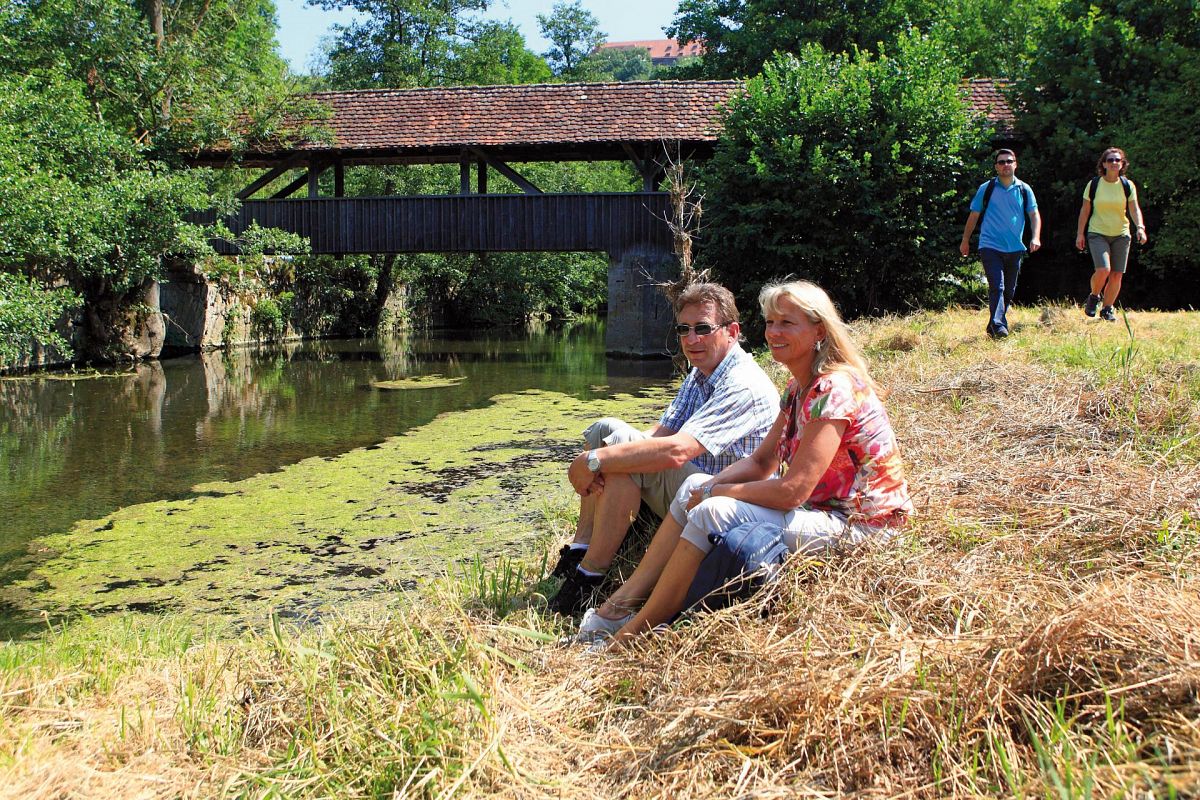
[698,37,991,317]
[925,0,1061,79]
[0,71,214,359]
[577,46,656,82]
[1011,0,1200,306]
[0,0,294,154]
[667,0,940,79]
[312,0,490,88]
[448,20,553,85]
[536,0,606,78]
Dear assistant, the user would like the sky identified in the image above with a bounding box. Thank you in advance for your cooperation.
[274,0,683,74]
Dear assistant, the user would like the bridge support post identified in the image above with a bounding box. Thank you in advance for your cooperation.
[606,246,677,358]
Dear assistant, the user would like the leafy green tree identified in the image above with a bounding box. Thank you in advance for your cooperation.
[0,71,214,358]
[667,0,940,78]
[926,0,1061,78]
[699,37,990,316]
[1012,0,1200,305]
[448,20,553,84]
[312,0,490,88]
[577,46,657,82]
[537,0,606,78]
[0,0,294,154]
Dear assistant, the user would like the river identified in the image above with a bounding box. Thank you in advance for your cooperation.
[0,320,675,636]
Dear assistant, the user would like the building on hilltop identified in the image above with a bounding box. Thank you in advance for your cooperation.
[597,39,703,66]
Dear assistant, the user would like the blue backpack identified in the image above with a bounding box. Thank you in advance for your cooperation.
[682,521,791,614]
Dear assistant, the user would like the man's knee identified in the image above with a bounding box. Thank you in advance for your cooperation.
[583,417,640,449]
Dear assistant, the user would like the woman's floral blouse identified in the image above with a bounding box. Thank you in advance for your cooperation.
[776,370,913,524]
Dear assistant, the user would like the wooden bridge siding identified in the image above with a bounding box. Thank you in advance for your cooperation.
[192,194,674,255]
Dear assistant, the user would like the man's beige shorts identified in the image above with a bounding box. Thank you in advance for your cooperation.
[582,417,704,518]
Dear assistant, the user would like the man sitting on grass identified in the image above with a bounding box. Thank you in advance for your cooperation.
[547,282,780,616]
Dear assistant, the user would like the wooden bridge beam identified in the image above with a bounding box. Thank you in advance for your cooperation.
[468,147,542,194]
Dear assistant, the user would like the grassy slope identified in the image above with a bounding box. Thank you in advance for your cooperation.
[1,305,1198,799]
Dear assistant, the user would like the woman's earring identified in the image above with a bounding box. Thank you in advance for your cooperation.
[813,339,825,354]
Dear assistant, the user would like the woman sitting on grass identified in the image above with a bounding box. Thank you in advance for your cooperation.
[576,280,913,646]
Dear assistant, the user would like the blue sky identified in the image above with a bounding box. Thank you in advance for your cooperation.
[275,0,683,74]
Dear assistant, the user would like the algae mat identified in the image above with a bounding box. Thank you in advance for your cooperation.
[6,387,667,626]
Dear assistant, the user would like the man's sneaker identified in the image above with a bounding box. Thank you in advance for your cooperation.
[1084,294,1101,317]
[546,568,604,616]
[1100,305,1117,322]
[549,544,586,579]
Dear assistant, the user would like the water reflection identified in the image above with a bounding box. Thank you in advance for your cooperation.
[0,319,673,573]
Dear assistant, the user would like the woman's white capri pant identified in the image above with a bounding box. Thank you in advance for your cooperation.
[672,473,889,555]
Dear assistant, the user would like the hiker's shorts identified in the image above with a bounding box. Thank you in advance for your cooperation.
[1088,232,1132,273]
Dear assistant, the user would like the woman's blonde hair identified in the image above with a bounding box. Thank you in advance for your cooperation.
[758,280,878,392]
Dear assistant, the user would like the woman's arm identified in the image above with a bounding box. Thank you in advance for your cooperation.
[1075,198,1091,251]
[706,416,847,511]
[1129,194,1148,245]
[693,408,786,491]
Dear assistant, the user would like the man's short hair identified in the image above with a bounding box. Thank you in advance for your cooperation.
[994,148,1017,162]
[673,282,739,324]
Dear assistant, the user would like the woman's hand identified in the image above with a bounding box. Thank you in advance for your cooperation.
[1075,233,1086,252]
[1137,227,1148,245]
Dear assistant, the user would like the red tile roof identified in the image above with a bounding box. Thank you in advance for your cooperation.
[600,39,705,60]
[964,78,1016,134]
[194,79,1015,165]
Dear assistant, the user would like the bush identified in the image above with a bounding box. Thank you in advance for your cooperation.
[698,36,992,319]
[0,272,80,369]
[250,297,285,340]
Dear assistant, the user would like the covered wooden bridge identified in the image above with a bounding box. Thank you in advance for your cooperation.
[189,79,1015,356]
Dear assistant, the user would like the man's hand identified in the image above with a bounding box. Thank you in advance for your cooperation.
[1029,236,1041,253]
[959,240,970,258]
[568,452,602,497]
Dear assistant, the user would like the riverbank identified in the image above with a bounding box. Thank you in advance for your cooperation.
[2,305,1198,798]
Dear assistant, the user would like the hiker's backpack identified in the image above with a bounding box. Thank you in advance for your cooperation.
[1085,175,1134,234]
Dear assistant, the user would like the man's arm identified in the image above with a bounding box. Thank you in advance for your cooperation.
[567,431,705,496]
[1028,209,1042,252]
[959,211,980,257]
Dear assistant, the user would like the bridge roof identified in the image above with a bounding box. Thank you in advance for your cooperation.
[196,81,740,167]
[194,78,1016,168]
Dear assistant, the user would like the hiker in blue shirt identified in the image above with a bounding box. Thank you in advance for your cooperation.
[959,149,1042,339]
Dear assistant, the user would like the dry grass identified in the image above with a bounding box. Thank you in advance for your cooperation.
[1,306,1198,799]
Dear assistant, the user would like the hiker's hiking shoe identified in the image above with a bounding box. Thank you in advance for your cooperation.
[549,544,586,579]
[547,568,604,616]
[1084,294,1101,317]
[1100,305,1117,322]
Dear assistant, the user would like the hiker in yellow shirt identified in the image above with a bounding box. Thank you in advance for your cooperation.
[1076,147,1148,321]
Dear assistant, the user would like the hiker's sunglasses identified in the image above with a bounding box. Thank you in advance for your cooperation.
[675,322,730,337]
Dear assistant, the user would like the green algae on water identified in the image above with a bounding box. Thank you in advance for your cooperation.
[371,375,466,390]
[5,386,670,628]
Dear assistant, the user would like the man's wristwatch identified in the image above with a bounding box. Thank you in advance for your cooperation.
[586,450,602,473]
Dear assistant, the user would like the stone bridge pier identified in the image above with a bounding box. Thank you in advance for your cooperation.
[606,246,678,358]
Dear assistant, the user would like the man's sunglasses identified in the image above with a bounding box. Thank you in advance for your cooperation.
[996,159,1016,164]
[674,322,730,337]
